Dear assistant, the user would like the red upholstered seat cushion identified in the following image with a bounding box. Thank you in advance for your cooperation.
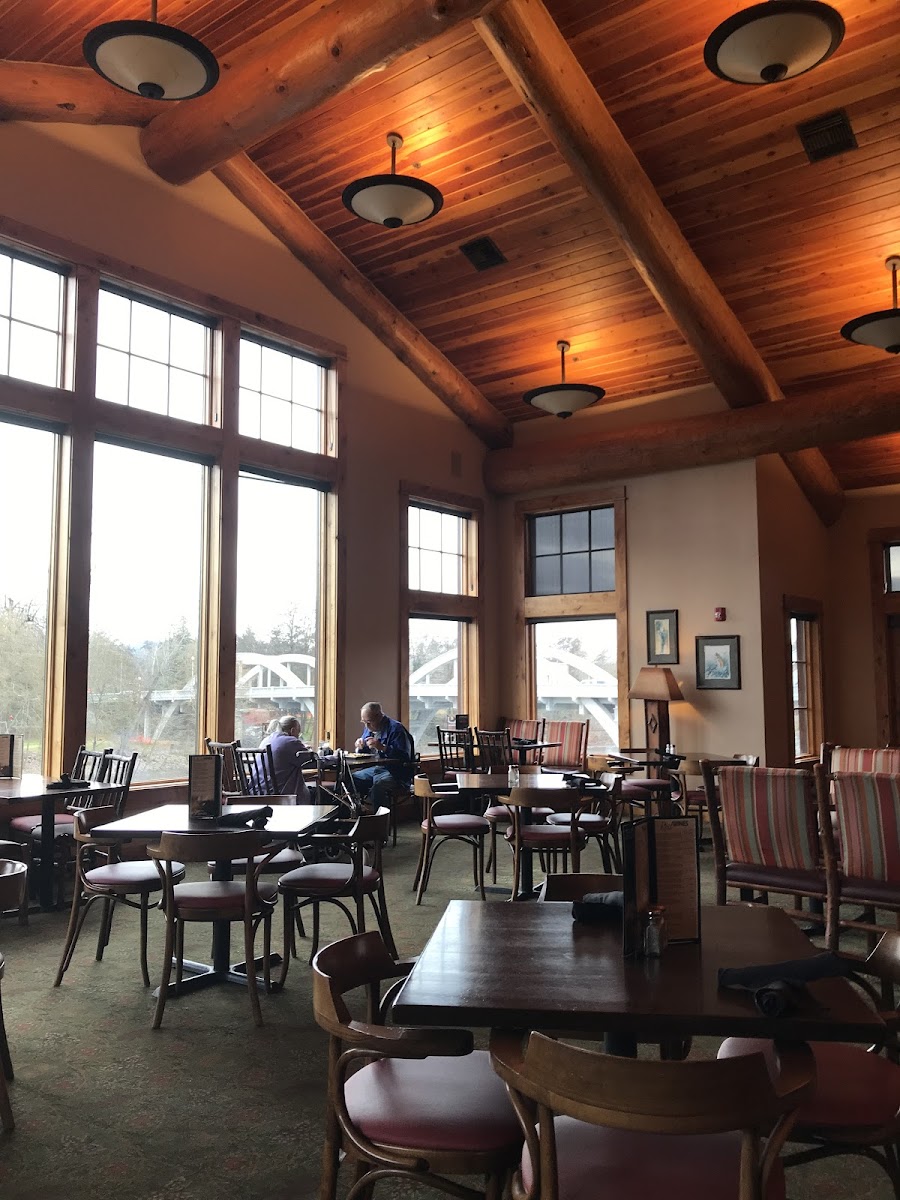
[344,1049,520,1154]
[277,863,379,893]
[510,826,582,848]
[84,861,177,890]
[725,862,825,894]
[621,783,651,800]
[483,806,511,823]
[172,880,278,912]
[422,815,490,835]
[546,812,611,829]
[210,847,307,873]
[718,1038,900,1130]
[9,815,74,836]
[520,1116,785,1200]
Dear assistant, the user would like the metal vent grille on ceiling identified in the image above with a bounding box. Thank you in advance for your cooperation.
[459,236,507,271]
[796,109,858,162]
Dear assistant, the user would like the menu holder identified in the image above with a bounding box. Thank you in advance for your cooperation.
[189,753,222,821]
[455,714,470,730]
[622,816,701,957]
[0,733,15,779]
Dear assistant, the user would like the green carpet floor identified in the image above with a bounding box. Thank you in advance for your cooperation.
[0,814,893,1199]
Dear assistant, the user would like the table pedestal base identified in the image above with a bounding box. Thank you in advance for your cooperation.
[153,953,284,1000]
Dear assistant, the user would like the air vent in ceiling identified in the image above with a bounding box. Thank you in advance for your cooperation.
[796,109,857,163]
[459,236,507,271]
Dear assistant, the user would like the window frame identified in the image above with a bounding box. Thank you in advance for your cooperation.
[783,596,824,764]
[870,528,900,745]
[0,218,345,780]
[237,330,331,456]
[514,487,630,749]
[399,484,483,741]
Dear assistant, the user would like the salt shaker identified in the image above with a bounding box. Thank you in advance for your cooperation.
[643,906,668,957]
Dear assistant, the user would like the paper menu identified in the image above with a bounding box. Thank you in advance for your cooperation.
[622,816,700,955]
[189,753,222,820]
[0,734,14,778]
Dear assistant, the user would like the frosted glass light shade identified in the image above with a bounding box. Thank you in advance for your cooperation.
[704,1,844,85]
[83,20,219,100]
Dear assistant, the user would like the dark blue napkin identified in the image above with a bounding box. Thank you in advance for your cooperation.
[718,952,853,1016]
[572,890,624,924]
[217,805,273,829]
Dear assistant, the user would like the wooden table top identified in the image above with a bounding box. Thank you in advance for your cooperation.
[454,772,580,793]
[93,802,337,840]
[0,774,120,801]
[392,901,884,1042]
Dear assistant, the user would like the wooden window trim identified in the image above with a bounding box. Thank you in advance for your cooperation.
[513,487,629,746]
[783,595,824,764]
[870,527,900,745]
[400,483,484,740]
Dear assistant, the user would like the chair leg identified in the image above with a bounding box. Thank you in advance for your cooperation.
[175,921,185,989]
[152,910,177,1029]
[415,836,434,905]
[54,886,92,986]
[309,901,321,965]
[370,884,398,959]
[0,990,12,1082]
[138,892,151,987]
[487,821,498,884]
[0,1063,13,1133]
[243,915,263,1027]
[412,830,428,891]
[96,896,115,960]
[262,914,273,993]
[476,835,486,902]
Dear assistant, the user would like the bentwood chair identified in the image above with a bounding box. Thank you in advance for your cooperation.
[491,1029,813,1200]
[503,787,590,898]
[55,805,182,988]
[277,808,397,977]
[413,774,489,904]
[719,930,900,1198]
[545,772,625,872]
[147,829,283,1028]
[312,931,522,1200]
[0,860,27,1132]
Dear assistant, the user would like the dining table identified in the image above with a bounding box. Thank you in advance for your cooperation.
[92,801,337,999]
[392,900,885,1045]
[0,774,125,910]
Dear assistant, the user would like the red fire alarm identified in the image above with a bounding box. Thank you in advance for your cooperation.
[714,607,726,622]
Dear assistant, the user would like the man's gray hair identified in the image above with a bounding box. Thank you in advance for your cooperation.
[279,715,300,733]
[361,701,383,718]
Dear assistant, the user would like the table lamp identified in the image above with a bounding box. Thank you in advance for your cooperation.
[628,666,684,758]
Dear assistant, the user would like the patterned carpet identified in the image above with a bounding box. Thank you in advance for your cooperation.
[0,811,892,1200]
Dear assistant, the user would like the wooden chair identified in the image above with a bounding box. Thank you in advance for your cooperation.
[538,871,623,901]
[474,727,514,770]
[413,774,489,904]
[817,765,900,952]
[73,745,112,782]
[147,829,283,1028]
[234,744,279,797]
[544,772,624,872]
[276,807,397,977]
[503,787,590,899]
[99,750,138,808]
[55,804,181,988]
[204,737,242,796]
[436,726,475,777]
[538,719,589,772]
[0,860,27,1133]
[823,745,900,774]
[491,1029,813,1200]
[679,754,758,839]
[312,930,522,1200]
[500,717,543,749]
[719,929,900,1197]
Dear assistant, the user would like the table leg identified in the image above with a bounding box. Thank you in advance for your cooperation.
[39,795,56,911]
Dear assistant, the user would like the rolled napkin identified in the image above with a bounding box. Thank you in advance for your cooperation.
[217,805,273,829]
[47,775,89,790]
[718,952,854,1016]
[572,890,625,924]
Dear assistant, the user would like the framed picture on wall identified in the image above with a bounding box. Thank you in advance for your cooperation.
[646,610,678,665]
[696,635,741,690]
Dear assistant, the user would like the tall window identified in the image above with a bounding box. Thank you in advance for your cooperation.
[534,618,619,753]
[96,287,212,422]
[86,443,206,781]
[885,544,900,592]
[0,420,57,771]
[234,472,322,747]
[239,335,326,453]
[788,606,823,760]
[0,250,65,388]
[403,490,481,738]
[517,490,628,750]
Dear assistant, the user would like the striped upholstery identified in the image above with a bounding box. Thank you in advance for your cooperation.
[833,772,900,882]
[718,767,819,871]
[830,747,900,774]
[502,719,543,744]
[540,721,589,770]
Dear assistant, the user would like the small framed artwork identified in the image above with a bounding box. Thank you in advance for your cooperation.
[696,635,741,690]
[646,610,679,665]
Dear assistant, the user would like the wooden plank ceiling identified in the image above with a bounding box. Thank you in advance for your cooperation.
[1,0,899,487]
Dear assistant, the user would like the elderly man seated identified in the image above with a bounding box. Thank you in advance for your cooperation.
[263,715,317,797]
[352,701,415,810]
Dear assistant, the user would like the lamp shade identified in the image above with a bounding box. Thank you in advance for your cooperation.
[523,340,605,419]
[704,1,844,85]
[840,256,900,355]
[83,18,219,101]
[628,666,684,702]
[342,133,443,229]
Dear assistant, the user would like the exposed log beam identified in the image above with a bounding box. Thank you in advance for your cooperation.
[484,378,900,522]
[141,0,494,186]
[476,0,842,523]
[0,62,155,125]
[215,154,511,449]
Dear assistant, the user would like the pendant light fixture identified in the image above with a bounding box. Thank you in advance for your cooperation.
[523,341,605,419]
[704,1,844,85]
[83,0,219,101]
[840,256,900,355]
[341,133,443,229]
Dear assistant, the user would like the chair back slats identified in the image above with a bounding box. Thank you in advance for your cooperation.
[830,747,900,774]
[235,745,278,796]
[540,720,589,770]
[436,727,474,774]
[832,772,900,882]
[717,766,819,871]
[72,746,111,783]
[101,751,138,789]
[474,727,514,770]
[205,737,241,792]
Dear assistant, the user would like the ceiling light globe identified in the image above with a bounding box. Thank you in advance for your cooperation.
[83,20,219,100]
[704,1,844,85]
